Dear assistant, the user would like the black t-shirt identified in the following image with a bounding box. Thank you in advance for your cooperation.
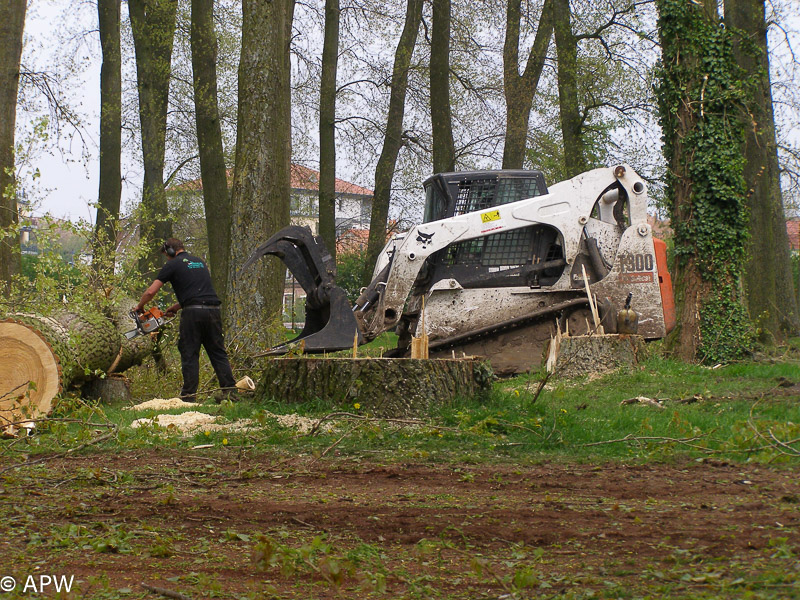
[156,253,220,307]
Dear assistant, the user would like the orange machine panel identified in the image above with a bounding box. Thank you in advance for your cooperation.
[653,237,676,333]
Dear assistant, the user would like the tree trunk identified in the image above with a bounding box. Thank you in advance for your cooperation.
[0,0,25,295]
[725,0,800,340]
[130,0,178,278]
[318,0,340,261]
[225,0,295,353]
[191,0,231,305]
[93,0,123,279]
[430,0,455,174]
[552,0,585,178]
[1,305,154,425]
[362,0,423,286]
[257,357,492,417]
[655,0,752,362]
[502,0,553,169]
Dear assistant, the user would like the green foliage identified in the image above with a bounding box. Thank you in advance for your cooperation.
[655,0,755,361]
[336,250,369,304]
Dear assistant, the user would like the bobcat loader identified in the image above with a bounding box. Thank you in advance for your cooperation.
[241,165,675,374]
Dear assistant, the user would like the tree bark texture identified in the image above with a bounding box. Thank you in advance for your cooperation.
[656,0,752,362]
[256,358,493,417]
[502,0,553,169]
[552,0,585,178]
[430,0,455,174]
[191,0,231,305]
[362,0,424,286]
[0,0,26,294]
[318,0,340,262]
[553,334,646,379]
[93,0,123,279]
[725,0,800,339]
[226,0,295,352]
[130,0,178,278]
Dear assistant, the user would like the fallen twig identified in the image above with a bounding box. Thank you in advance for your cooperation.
[0,381,30,403]
[141,582,193,600]
[582,434,711,451]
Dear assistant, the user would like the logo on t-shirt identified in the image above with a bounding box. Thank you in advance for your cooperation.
[187,261,205,269]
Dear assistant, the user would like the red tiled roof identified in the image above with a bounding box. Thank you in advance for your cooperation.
[172,164,373,197]
[787,219,800,251]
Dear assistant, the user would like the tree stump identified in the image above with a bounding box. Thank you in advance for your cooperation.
[257,357,493,418]
[82,375,133,405]
[551,334,646,379]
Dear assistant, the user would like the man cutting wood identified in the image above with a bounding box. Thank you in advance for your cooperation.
[134,238,236,403]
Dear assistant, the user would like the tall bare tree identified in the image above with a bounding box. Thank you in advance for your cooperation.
[502,0,553,169]
[93,0,122,278]
[130,0,179,277]
[318,0,340,261]
[725,0,800,339]
[0,0,26,293]
[191,0,231,304]
[552,0,586,178]
[362,0,424,285]
[430,0,455,174]
[226,0,294,351]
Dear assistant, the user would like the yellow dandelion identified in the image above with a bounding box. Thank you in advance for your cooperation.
[354,403,361,410]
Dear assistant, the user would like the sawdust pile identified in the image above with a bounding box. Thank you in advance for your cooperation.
[126,398,334,436]
[131,411,253,435]
[124,397,199,411]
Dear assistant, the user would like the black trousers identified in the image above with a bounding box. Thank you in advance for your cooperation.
[178,307,236,400]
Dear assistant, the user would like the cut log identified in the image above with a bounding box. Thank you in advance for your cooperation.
[1,306,151,426]
[0,318,63,425]
[104,300,154,372]
[257,357,493,418]
[550,333,646,379]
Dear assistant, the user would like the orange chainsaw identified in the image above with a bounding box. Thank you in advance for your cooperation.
[124,306,175,340]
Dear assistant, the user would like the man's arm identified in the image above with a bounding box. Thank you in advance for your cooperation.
[134,280,164,312]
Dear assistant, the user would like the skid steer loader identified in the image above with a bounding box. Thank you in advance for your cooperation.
[241,165,675,374]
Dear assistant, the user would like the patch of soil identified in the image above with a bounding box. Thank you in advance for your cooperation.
[1,451,799,598]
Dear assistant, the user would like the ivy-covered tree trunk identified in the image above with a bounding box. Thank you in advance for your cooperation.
[552,0,586,178]
[362,0,423,286]
[0,0,25,295]
[655,0,753,362]
[502,0,553,169]
[191,0,231,305]
[318,0,339,262]
[93,0,122,279]
[430,0,455,174]
[130,0,178,278]
[725,0,800,340]
[225,0,294,352]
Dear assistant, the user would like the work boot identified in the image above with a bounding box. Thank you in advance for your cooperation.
[213,388,238,404]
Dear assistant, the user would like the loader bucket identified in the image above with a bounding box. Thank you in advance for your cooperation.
[239,225,363,354]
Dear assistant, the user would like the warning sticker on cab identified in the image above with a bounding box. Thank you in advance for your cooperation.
[481,210,501,223]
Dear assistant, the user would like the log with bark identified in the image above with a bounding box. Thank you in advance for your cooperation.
[257,357,493,418]
[0,307,153,427]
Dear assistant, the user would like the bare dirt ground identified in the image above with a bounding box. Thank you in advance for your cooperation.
[2,451,799,598]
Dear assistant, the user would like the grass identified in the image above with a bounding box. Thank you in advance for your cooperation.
[10,341,799,466]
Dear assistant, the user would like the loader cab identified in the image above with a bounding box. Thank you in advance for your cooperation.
[422,170,548,223]
[420,170,567,290]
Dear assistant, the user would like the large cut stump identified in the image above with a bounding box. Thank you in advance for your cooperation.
[257,358,493,417]
[551,334,646,379]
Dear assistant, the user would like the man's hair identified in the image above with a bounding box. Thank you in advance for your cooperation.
[161,238,185,254]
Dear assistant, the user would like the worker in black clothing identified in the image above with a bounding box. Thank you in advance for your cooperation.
[134,238,236,402]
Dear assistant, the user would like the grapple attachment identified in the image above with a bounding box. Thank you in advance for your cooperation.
[240,225,363,355]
